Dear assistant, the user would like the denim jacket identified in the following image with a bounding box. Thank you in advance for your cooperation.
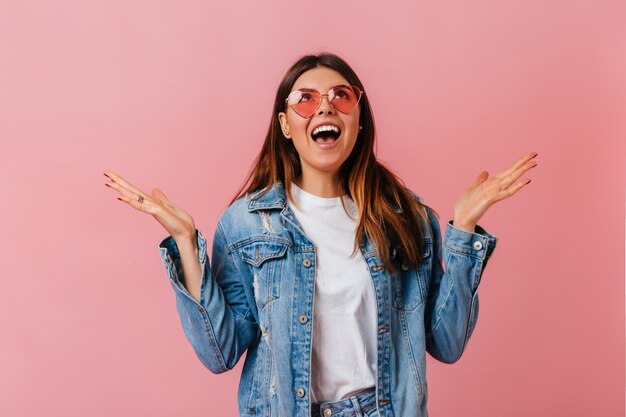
[158,181,498,417]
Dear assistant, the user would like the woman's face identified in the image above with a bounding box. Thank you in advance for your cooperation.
[278,67,361,183]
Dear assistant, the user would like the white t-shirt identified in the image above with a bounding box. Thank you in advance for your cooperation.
[287,182,377,403]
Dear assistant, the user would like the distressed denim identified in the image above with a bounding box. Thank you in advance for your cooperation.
[158,181,498,417]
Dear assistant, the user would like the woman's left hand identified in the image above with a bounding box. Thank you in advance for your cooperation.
[452,151,539,232]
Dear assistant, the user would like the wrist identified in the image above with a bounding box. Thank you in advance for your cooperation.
[173,232,198,250]
[452,220,476,233]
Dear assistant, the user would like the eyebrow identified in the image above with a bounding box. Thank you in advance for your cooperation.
[298,84,349,91]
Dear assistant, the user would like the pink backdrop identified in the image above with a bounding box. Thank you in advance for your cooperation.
[1,0,623,416]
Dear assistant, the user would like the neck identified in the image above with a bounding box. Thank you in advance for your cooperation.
[294,171,343,198]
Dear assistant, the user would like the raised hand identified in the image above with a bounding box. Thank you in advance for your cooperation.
[452,151,538,232]
[103,172,197,241]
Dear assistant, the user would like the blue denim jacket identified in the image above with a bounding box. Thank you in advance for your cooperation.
[158,181,498,417]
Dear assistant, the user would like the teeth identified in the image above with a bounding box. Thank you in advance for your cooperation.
[312,125,340,136]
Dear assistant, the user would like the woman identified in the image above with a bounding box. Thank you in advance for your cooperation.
[104,52,537,417]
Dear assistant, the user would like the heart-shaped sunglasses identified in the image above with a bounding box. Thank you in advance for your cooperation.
[285,85,364,118]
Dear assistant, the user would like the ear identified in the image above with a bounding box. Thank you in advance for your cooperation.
[277,112,291,139]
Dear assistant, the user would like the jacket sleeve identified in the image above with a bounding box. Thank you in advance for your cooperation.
[157,219,260,373]
[422,206,498,364]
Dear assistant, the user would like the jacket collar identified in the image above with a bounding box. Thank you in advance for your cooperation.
[246,182,286,211]
[246,181,404,213]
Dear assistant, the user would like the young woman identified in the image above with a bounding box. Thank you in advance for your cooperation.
[104,52,537,417]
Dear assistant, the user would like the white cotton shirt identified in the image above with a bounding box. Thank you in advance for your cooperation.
[286,182,377,403]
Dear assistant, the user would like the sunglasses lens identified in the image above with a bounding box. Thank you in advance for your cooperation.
[329,86,361,114]
[287,86,362,117]
[287,90,321,118]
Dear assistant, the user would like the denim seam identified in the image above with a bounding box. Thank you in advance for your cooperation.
[399,310,422,397]
[246,330,263,413]
[264,301,274,414]
[228,235,293,252]
[458,256,481,359]
[181,295,228,373]
[471,256,485,294]
[429,251,456,335]
[443,241,486,260]
[461,291,479,355]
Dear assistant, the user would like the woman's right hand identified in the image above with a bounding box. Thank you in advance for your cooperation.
[104,171,197,242]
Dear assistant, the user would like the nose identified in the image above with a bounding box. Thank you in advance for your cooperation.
[317,94,334,115]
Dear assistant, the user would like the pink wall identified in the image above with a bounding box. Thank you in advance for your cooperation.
[1,0,623,416]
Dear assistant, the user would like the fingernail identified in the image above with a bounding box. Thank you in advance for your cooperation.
[105,183,111,188]
[104,172,110,178]
[117,197,123,201]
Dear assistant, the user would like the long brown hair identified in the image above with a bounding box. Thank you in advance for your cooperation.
[229,52,438,274]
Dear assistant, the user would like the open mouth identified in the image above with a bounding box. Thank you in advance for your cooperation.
[311,125,342,143]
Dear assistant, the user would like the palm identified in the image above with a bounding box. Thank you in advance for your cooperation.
[104,172,196,240]
[453,151,538,227]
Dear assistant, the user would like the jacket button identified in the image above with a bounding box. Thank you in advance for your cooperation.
[302,259,312,267]
[378,327,389,333]
[298,314,308,324]
[323,408,333,417]
[473,241,483,250]
[372,265,384,272]
[296,387,305,398]
[401,264,409,271]
[379,399,390,406]
[198,306,205,313]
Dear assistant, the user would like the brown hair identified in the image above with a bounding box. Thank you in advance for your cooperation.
[229,52,438,274]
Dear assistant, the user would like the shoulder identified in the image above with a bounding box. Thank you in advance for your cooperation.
[215,188,279,244]
[404,188,439,233]
[218,194,249,223]
[406,189,424,204]
[216,194,254,234]
[404,188,429,216]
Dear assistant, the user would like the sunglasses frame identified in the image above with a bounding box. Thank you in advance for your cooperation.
[284,85,365,118]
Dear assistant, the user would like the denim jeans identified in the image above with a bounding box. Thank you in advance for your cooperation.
[310,387,378,417]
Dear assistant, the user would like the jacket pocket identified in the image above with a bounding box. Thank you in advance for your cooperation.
[391,238,432,311]
[237,237,290,309]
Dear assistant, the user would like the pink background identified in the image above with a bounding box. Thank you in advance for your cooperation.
[1,0,623,416]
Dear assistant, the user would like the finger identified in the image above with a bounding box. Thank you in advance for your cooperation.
[497,178,532,200]
[105,179,156,214]
[104,171,145,197]
[496,151,538,179]
[105,178,147,202]
[498,159,538,190]
[116,193,156,214]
